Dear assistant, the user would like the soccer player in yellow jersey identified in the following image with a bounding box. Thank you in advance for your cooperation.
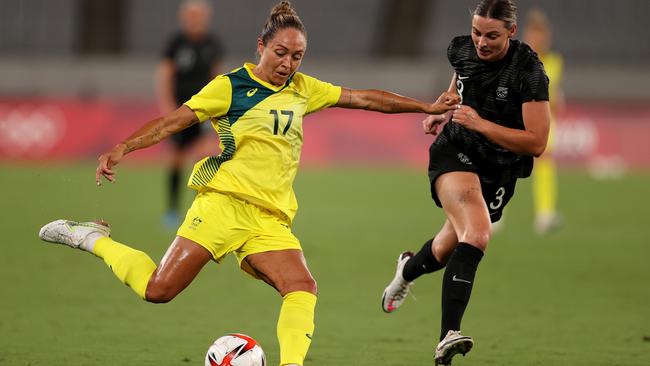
[524,9,564,234]
[38,2,459,365]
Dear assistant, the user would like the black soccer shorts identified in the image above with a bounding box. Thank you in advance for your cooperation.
[427,140,517,223]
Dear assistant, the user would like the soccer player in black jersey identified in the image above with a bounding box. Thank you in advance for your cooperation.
[157,0,224,228]
[380,0,550,364]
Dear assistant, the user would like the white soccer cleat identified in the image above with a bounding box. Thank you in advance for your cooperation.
[434,330,473,365]
[39,219,111,250]
[381,251,414,313]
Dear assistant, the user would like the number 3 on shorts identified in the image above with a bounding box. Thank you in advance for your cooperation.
[489,187,505,210]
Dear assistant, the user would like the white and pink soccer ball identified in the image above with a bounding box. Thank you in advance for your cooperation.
[205,333,266,366]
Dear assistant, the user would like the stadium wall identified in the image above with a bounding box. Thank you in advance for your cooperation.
[0,98,648,171]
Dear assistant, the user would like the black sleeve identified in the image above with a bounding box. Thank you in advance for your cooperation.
[520,57,549,102]
[447,35,467,68]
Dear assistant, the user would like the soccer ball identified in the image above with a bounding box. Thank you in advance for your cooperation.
[205,333,266,366]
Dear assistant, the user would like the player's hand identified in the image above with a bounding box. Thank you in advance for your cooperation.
[95,144,126,185]
[427,92,460,114]
[452,105,484,132]
[422,113,449,136]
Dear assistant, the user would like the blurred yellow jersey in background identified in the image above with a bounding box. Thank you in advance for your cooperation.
[540,52,563,148]
[185,63,341,223]
[540,52,563,118]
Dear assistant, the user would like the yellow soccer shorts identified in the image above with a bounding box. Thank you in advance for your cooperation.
[177,190,302,276]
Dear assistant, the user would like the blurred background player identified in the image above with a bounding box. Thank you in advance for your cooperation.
[157,0,224,228]
[523,8,564,234]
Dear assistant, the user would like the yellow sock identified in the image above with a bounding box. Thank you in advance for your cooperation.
[93,237,157,300]
[277,291,317,366]
[533,156,557,217]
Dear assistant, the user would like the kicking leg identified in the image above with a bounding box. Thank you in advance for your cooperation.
[39,220,212,302]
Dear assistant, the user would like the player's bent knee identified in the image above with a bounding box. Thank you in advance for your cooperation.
[305,278,318,295]
[460,231,490,251]
[145,289,176,303]
[145,282,179,303]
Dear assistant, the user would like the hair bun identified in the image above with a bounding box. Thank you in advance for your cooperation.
[271,1,297,18]
[260,1,306,45]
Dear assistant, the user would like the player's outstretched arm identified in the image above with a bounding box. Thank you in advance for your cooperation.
[95,105,198,185]
[335,88,459,115]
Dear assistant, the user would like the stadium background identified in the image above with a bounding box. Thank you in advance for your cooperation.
[1,1,648,365]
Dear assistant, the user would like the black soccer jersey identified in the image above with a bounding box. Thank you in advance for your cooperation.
[436,35,549,182]
[163,32,224,105]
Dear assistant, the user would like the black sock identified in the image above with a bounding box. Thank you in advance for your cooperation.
[168,168,181,212]
[440,242,484,340]
[402,238,445,282]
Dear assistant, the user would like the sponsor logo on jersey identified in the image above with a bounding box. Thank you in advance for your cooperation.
[246,88,258,97]
[496,86,508,100]
[457,152,473,165]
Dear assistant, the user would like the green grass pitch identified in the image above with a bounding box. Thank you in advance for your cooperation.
[0,163,649,365]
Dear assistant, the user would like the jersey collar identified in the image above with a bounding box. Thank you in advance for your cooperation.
[243,63,294,92]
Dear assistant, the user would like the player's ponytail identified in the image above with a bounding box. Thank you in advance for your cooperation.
[260,1,307,45]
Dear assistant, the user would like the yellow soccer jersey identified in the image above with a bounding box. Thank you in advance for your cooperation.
[540,52,563,148]
[184,63,342,223]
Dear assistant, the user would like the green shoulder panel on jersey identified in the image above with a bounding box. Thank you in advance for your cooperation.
[225,67,280,125]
